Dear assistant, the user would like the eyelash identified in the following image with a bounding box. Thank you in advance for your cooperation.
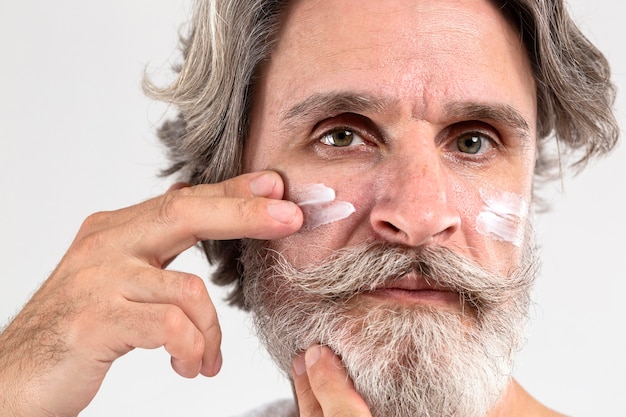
[312,117,502,160]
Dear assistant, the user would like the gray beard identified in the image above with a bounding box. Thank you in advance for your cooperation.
[240,239,538,417]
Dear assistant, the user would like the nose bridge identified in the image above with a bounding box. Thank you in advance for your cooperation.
[370,143,461,246]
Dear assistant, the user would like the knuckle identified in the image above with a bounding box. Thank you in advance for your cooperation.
[72,230,108,256]
[180,274,208,305]
[189,329,205,358]
[179,274,220,335]
[202,309,220,336]
[162,305,187,335]
[157,191,189,226]
[233,198,256,223]
[173,186,195,197]
[79,211,111,233]
[162,305,204,359]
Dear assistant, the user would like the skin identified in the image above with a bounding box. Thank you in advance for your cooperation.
[246,0,564,415]
[0,173,303,416]
[246,0,537,273]
[0,0,567,416]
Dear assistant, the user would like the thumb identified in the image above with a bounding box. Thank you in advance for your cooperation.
[292,345,371,417]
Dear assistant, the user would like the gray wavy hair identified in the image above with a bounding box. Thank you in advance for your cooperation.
[144,0,619,308]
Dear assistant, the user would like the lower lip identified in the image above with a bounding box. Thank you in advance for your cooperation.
[363,288,460,307]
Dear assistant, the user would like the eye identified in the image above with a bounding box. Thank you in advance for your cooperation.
[455,132,494,155]
[319,129,366,147]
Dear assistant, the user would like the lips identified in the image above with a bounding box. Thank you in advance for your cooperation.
[375,273,453,292]
[364,273,460,306]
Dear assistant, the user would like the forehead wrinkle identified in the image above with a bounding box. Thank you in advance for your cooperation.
[279,91,395,133]
[444,101,533,141]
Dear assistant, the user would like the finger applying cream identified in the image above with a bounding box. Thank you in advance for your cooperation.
[291,183,356,230]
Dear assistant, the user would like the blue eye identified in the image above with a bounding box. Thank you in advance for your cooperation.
[319,129,365,147]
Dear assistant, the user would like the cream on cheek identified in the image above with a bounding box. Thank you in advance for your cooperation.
[475,188,529,247]
[290,183,356,230]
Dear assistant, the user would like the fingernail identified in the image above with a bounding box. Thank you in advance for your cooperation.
[250,173,276,196]
[293,353,307,376]
[268,201,297,224]
[305,345,322,369]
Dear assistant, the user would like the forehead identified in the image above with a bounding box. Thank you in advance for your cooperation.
[256,0,536,128]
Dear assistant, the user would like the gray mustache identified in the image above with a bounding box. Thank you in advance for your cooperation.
[258,242,537,313]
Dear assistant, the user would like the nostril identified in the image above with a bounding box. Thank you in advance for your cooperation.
[432,222,460,244]
[375,219,409,242]
[385,221,401,234]
[370,204,460,247]
[368,174,461,247]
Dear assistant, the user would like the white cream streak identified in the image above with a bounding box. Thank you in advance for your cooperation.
[476,189,528,247]
[292,183,356,230]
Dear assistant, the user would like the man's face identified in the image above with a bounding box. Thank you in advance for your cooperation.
[242,0,538,415]
[245,0,537,275]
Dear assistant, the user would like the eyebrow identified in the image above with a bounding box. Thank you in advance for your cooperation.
[280,91,533,140]
[279,92,392,133]
[444,101,532,141]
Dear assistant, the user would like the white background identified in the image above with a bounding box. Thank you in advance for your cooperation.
[1,1,624,416]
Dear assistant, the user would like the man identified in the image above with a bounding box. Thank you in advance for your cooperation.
[0,0,619,416]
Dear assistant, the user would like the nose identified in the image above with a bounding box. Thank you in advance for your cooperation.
[369,152,461,247]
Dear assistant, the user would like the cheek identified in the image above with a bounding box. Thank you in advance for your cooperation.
[453,183,531,273]
[271,175,374,266]
[270,168,532,273]
[475,188,529,247]
[290,183,356,231]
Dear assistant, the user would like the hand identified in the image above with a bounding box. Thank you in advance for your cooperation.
[0,171,302,417]
[292,345,372,417]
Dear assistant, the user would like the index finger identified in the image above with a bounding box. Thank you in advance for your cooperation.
[82,171,287,234]
[115,173,303,266]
